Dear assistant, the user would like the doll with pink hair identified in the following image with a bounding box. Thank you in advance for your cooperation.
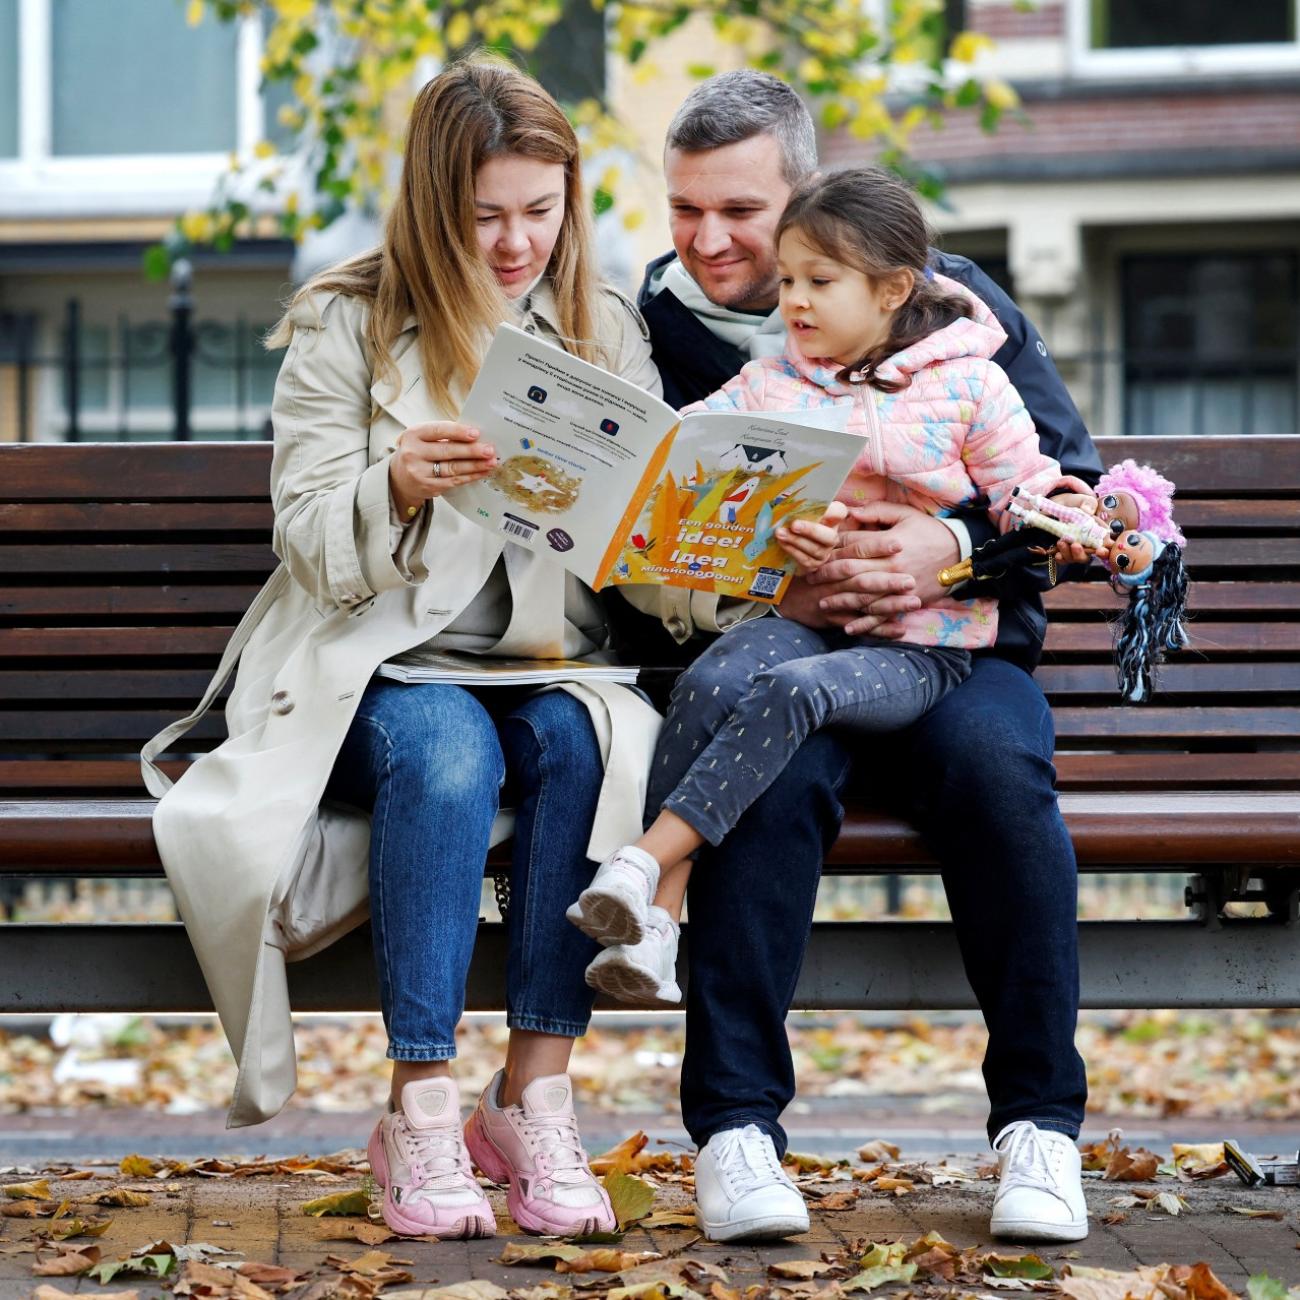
[938,459,1189,703]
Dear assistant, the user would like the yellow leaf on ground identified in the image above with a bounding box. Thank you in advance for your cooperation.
[639,1210,698,1229]
[301,1188,372,1217]
[119,1155,159,1177]
[554,1250,662,1275]
[81,1189,150,1207]
[31,1245,101,1277]
[1172,1143,1230,1180]
[3,1179,52,1200]
[33,1288,137,1300]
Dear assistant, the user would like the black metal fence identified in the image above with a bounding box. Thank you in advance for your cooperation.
[2,261,280,443]
[3,286,1298,442]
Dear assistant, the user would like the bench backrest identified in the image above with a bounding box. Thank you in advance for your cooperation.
[2,436,1297,797]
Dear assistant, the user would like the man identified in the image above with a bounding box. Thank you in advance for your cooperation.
[635,71,1101,1245]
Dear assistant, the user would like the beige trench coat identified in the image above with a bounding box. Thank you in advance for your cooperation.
[141,282,755,1128]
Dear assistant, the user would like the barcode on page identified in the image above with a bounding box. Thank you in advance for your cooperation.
[747,567,786,598]
[503,517,536,542]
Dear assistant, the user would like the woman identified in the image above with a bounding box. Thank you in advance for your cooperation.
[141,60,750,1240]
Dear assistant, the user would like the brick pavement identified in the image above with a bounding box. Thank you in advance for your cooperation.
[4,1160,1300,1300]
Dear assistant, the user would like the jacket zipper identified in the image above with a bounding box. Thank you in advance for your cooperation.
[861,386,885,475]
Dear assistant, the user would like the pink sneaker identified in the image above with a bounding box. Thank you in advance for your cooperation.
[366,1077,496,1239]
[463,1070,615,1236]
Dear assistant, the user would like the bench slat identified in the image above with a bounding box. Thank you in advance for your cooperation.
[3,793,1295,870]
[1045,622,1300,655]
[1045,582,1300,613]
[0,711,226,744]
[0,586,263,618]
[0,502,274,532]
[1052,706,1300,740]
[0,444,271,500]
[0,627,236,657]
[1036,662,1300,695]
[1102,436,1300,495]
[5,752,1298,795]
[7,544,277,575]
[0,670,219,700]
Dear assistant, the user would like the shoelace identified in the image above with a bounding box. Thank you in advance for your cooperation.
[998,1124,1067,1202]
[715,1126,786,1196]
[523,1111,591,1184]
[401,1122,474,1191]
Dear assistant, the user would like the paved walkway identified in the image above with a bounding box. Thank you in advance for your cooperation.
[4,1142,1300,1299]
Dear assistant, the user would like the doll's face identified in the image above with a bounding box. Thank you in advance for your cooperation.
[1108,530,1156,580]
[1097,489,1141,537]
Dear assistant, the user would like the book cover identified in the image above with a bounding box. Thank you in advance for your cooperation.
[452,325,862,603]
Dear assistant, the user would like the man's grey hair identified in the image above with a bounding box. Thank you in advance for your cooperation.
[665,70,818,185]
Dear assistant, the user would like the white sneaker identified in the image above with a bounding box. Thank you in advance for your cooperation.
[990,1121,1088,1242]
[585,907,682,1005]
[566,846,659,946]
[694,1125,809,1242]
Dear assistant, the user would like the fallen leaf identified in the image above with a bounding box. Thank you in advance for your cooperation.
[555,1250,662,1275]
[1151,1192,1187,1216]
[590,1133,650,1177]
[640,1210,699,1230]
[782,1152,843,1174]
[1104,1147,1161,1183]
[80,1188,151,1207]
[815,1190,860,1210]
[400,1286,513,1300]
[119,1155,159,1177]
[604,1172,656,1228]
[1229,1207,1285,1220]
[350,1222,396,1245]
[872,1177,914,1196]
[302,1189,373,1217]
[1100,1212,1127,1226]
[1171,1144,1230,1181]
[32,1287,137,1300]
[88,1252,175,1285]
[843,1265,917,1293]
[856,1141,900,1163]
[1,1200,53,1218]
[1246,1277,1292,1300]
[32,1244,102,1276]
[984,1255,1054,1281]
[767,1261,835,1280]
[239,1262,308,1290]
[500,1243,585,1266]
[3,1179,52,1200]
[32,1217,113,1240]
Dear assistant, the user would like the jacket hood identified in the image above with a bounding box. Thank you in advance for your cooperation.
[784,273,1008,392]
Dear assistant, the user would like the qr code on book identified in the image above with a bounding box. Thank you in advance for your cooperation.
[747,567,786,599]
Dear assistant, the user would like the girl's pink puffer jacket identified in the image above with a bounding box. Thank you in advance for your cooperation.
[684,276,1085,649]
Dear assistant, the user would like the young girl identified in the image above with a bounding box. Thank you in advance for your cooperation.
[568,166,1091,1003]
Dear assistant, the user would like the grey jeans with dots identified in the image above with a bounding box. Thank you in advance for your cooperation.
[648,615,972,847]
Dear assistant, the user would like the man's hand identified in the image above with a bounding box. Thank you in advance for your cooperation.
[804,500,959,636]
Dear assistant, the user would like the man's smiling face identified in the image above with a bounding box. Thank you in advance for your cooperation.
[665,133,793,313]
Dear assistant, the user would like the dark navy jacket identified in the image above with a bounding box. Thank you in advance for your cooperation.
[631,250,1103,671]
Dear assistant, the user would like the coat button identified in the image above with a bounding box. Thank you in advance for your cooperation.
[667,615,687,636]
[270,690,295,716]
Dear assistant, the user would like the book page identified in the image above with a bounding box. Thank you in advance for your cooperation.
[450,323,678,586]
[604,406,861,605]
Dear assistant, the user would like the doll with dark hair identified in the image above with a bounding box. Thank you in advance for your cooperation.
[937,460,1189,703]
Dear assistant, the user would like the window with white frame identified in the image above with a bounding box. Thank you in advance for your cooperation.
[1069,0,1300,76]
[0,0,279,215]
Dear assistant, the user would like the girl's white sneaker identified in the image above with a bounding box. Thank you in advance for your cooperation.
[566,845,660,946]
[583,906,681,1005]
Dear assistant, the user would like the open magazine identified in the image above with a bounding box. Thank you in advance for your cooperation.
[376,650,639,687]
[452,324,862,605]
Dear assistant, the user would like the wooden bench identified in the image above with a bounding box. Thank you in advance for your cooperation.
[2,436,1298,1015]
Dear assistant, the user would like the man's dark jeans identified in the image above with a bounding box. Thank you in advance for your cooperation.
[680,653,1088,1154]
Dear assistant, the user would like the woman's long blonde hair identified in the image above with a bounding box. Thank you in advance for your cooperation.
[268,58,602,411]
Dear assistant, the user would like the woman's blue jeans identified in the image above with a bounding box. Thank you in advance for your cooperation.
[324,679,606,1061]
